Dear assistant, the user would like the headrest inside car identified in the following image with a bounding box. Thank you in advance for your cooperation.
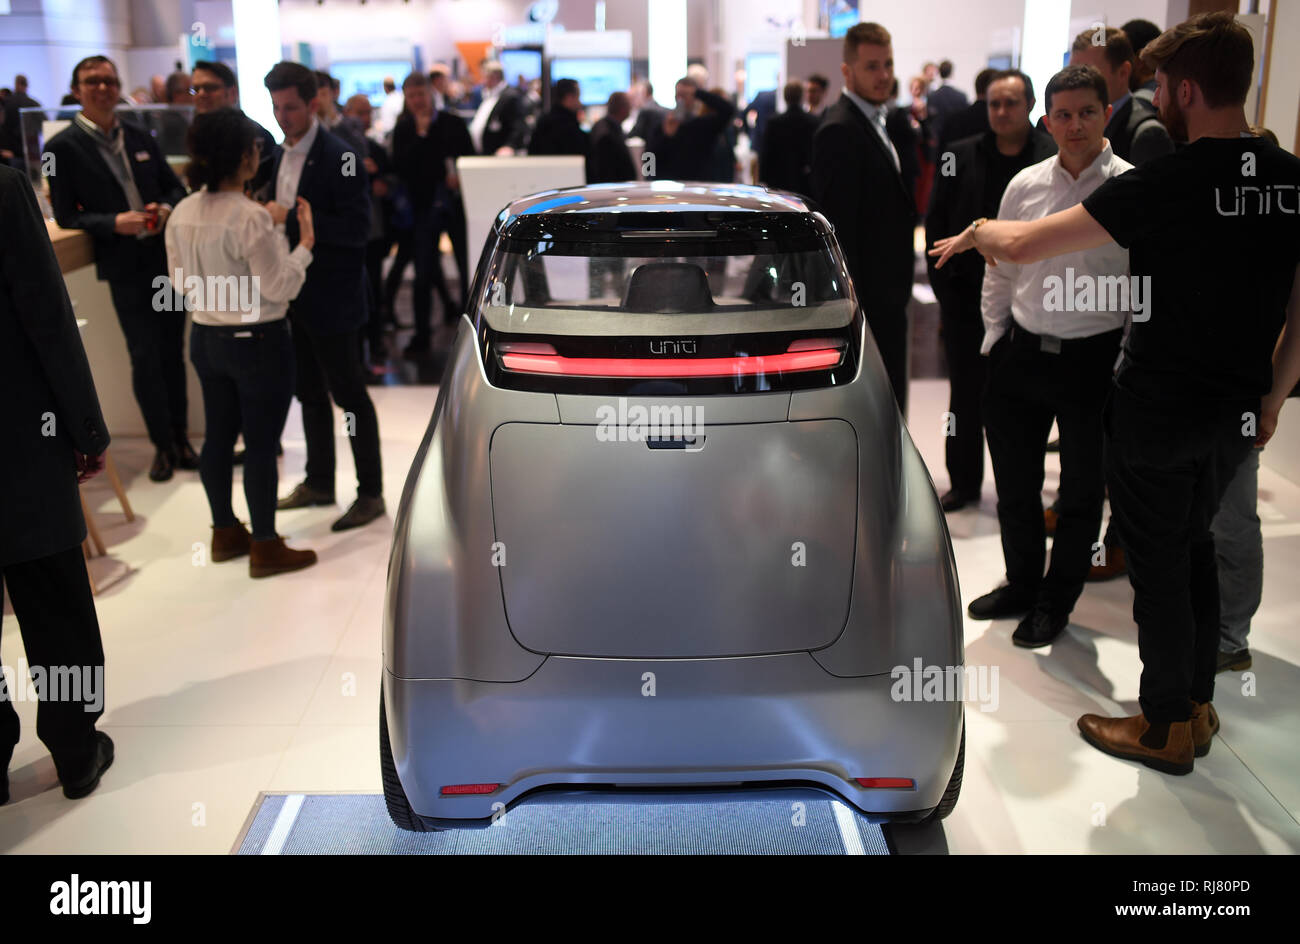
[622,262,715,313]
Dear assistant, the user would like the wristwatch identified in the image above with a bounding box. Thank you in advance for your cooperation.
[969,217,990,247]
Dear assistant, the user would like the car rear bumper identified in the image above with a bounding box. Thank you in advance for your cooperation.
[384,652,963,827]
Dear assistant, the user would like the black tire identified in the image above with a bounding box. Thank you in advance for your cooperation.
[379,688,439,832]
[923,719,964,824]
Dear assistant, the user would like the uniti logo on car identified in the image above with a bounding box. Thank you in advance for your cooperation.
[49,875,151,925]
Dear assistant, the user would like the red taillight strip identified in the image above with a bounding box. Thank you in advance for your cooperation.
[855,777,915,789]
[500,348,843,378]
[440,783,501,796]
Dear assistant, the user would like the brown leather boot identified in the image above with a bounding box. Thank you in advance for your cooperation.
[211,522,251,562]
[1190,701,1219,758]
[249,536,317,578]
[1077,712,1194,775]
[1043,507,1058,537]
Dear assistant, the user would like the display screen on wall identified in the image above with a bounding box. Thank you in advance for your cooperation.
[331,60,413,106]
[549,58,632,106]
[823,0,860,38]
[745,53,780,101]
[500,49,543,84]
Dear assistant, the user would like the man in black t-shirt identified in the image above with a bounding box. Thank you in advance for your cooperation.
[930,12,1300,776]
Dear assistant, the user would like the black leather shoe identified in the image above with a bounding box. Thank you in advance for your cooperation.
[1012,606,1070,648]
[967,584,1036,620]
[276,482,336,510]
[939,489,978,512]
[148,448,174,482]
[174,439,200,470]
[61,731,114,800]
[331,495,386,532]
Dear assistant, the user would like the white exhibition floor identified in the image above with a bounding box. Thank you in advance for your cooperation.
[2,379,1298,854]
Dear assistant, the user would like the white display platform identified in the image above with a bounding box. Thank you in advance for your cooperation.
[456,155,586,278]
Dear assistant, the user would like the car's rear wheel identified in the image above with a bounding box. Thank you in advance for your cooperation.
[379,687,441,832]
[923,719,964,824]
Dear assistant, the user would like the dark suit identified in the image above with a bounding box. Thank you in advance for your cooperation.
[938,99,989,151]
[926,83,968,146]
[628,102,666,141]
[0,164,109,781]
[588,115,635,183]
[271,124,383,499]
[435,109,475,304]
[811,93,916,412]
[646,88,736,182]
[758,107,819,196]
[746,90,777,154]
[45,116,189,450]
[1106,90,1174,166]
[479,87,530,154]
[925,128,1057,498]
[528,105,588,157]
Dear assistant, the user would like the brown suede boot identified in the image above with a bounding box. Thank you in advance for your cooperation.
[249,536,317,578]
[1077,712,1194,775]
[1190,701,1220,758]
[1087,544,1127,581]
[211,522,252,562]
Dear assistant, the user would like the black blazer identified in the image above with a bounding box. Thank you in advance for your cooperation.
[924,128,1057,316]
[270,124,371,335]
[528,105,589,158]
[1106,91,1174,167]
[45,117,187,282]
[939,100,990,150]
[587,115,635,183]
[0,165,110,566]
[810,93,916,316]
[758,107,820,197]
[926,83,968,144]
[480,87,530,154]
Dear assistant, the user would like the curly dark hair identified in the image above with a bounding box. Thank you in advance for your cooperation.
[186,107,261,190]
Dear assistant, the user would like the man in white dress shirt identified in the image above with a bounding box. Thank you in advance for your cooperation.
[966,65,1134,647]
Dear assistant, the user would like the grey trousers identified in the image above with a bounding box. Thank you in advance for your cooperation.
[1210,446,1262,653]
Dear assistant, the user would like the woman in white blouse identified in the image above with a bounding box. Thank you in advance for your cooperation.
[166,108,317,578]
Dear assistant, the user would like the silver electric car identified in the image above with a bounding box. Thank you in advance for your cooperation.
[381,182,965,831]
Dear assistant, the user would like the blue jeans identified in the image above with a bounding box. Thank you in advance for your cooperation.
[1210,446,1262,653]
[190,320,295,541]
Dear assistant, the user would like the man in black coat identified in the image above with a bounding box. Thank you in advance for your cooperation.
[528,78,589,157]
[925,69,1056,512]
[938,68,995,151]
[262,63,384,533]
[646,78,735,182]
[190,59,278,194]
[472,62,530,155]
[1071,26,1174,165]
[758,81,819,197]
[588,91,635,183]
[811,22,917,413]
[628,81,666,141]
[45,55,193,483]
[1,164,115,803]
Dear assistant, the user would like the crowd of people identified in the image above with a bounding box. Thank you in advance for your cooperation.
[2,10,1298,800]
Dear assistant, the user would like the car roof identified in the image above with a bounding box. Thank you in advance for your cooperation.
[500,182,815,219]
[494,183,830,245]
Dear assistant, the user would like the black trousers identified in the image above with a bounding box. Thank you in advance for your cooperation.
[869,305,909,416]
[1105,385,1256,722]
[364,236,392,358]
[410,204,458,343]
[983,325,1122,614]
[444,193,470,307]
[108,273,188,450]
[0,544,105,782]
[939,301,986,496]
[190,321,296,541]
[290,309,383,499]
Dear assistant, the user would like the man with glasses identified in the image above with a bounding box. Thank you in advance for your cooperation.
[45,55,194,482]
[190,60,278,193]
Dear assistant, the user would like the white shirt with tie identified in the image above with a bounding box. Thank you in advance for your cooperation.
[841,86,900,173]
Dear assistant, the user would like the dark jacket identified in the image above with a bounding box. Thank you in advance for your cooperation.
[758,107,819,196]
[886,106,921,207]
[271,124,371,335]
[746,89,778,154]
[480,86,530,154]
[924,128,1057,318]
[45,117,187,282]
[810,93,916,315]
[1106,89,1174,166]
[0,165,110,566]
[587,115,635,183]
[646,88,736,182]
[528,105,588,157]
[938,99,989,151]
[628,102,666,141]
[391,112,448,210]
[249,119,279,197]
[435,108,476,159]
[926,83,968,145]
